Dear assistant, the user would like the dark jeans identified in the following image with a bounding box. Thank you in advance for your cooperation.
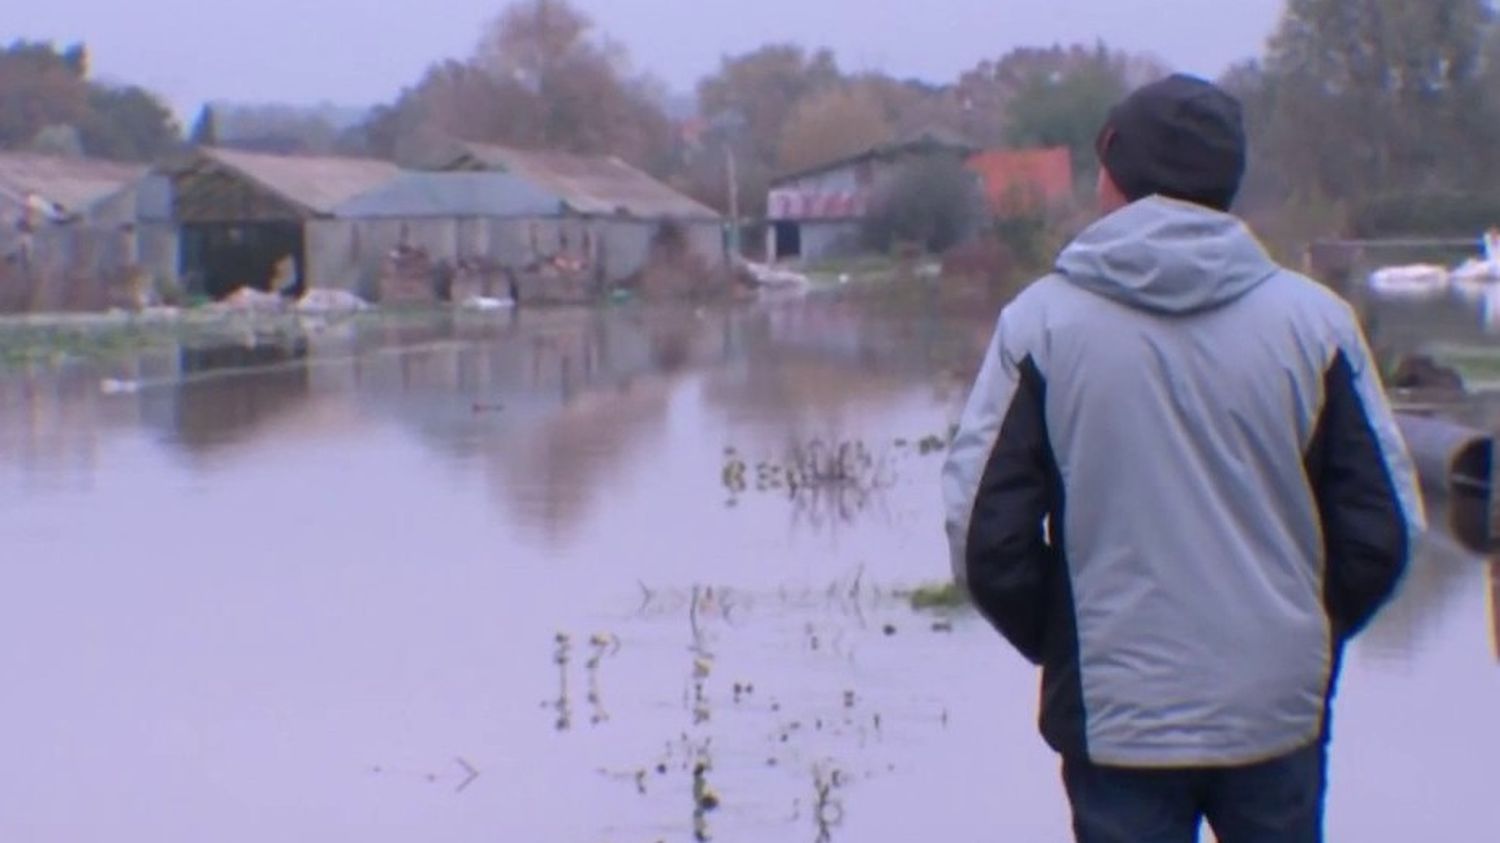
[1062,743,1326,843]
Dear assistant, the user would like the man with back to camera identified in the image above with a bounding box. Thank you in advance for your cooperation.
[942,74,1424,842]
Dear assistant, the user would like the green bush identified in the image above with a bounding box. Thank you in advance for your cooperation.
[862,157,985,255]
[993,213,1050,273]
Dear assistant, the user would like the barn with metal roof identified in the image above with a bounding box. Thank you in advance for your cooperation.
[304,144,728,304]
[150,147,401,298]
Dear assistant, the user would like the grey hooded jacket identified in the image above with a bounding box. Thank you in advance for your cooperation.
[942,196,1424,768]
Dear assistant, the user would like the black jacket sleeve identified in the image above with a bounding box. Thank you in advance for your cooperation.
[964,357,1057,664]
[1305,350,1414,640]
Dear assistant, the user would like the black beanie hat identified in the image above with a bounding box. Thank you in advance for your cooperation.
[1097,74,1247,212]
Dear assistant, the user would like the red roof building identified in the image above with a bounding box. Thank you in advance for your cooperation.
[967,148,1074,216]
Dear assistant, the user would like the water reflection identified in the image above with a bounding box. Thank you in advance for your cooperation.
[0,364,126,494]
[156,340,312,452]
[1363,519,1488,662]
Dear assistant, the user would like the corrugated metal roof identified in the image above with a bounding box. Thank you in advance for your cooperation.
[770,128,979,186]
[334,171,563,219]
[0,152,145,218]
[445,142,720,221]
[196,147,401,216]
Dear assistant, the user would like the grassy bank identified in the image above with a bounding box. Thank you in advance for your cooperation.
[0,308,343,368]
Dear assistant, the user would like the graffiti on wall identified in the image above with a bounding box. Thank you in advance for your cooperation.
[766,188,870,222]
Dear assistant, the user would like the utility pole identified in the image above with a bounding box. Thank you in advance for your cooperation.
[725,144,741,259]
[710,109,748,266]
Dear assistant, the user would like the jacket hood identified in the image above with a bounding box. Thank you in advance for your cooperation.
[1055,196,1279,315]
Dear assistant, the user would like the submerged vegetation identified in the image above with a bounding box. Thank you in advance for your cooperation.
[0,319,175,366]
[722,438,892,499]
[722,428,957,504]
[603,572,960,840]
[901,581,969,612]
[0,305,517,371]
[0,311,305,368]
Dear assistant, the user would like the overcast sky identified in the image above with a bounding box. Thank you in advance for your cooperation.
[9,0,1285,118]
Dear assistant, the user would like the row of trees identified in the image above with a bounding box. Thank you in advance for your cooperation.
[375,0,1500,238]
[9,0,1499,240]
[335,1,1165,216]
[346,0,675,172]
[0,41,179,161]
[1229,0,1500,236]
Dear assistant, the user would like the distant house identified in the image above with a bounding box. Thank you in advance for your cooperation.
[0,152,152,312]
[967,148,1074,216]
[380,141,729,302]
[4,138,731,308]
[0,152,145,228]
[765,130,976,263]
[310,170,568,303]
[148,147,399,298]
[427,141,720,221]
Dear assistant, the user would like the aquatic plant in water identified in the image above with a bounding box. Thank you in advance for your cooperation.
[901,581,969,612]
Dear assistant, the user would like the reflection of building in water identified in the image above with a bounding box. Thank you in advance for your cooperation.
[142,339,315,453]
[703,306,926,442]
[758,297,988,399]
[336,308,725,546]
[0,365,138,491]
[483,372,677,546]
[704,353,913,435]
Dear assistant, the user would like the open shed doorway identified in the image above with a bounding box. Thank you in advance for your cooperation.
[181,222,305,300]
[772,221,802,261]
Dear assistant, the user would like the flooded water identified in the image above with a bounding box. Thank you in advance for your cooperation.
[0,295,1495,842]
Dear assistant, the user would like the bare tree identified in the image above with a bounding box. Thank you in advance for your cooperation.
[776,86,891,175]
[353,0,676,173]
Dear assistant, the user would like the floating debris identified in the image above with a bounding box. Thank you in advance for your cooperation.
[100,378,141,396]
[296,288,370,314]
[370,757,480,794]
[459,295,515,313]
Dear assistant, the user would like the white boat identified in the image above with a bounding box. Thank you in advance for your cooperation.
[1367,264,1450,299]
[459,295,516,312]
[1451,231,1500,302]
